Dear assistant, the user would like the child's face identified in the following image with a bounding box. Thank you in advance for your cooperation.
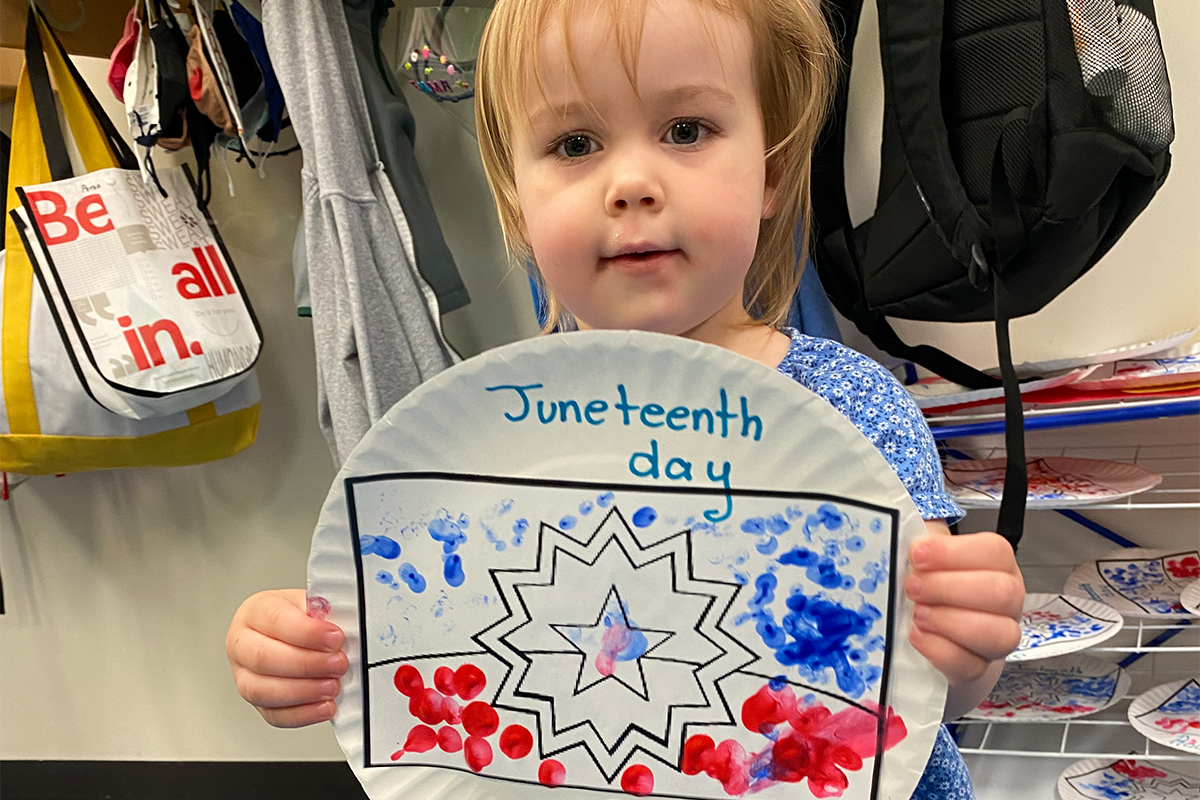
[511,0,777,336]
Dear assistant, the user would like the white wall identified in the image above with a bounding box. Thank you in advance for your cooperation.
[1,1,1197,767]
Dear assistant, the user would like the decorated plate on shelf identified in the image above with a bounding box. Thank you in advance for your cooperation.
[963,654,1130,721]
[902,367,1094,412]
[1127,679,1200,754]
[1073,355,1200,393]
[305,331,947,800]
[1064,548,1200,618]
[1057,756,1200,800]
[1006,594,1124,663]
[987,327,1199,379]
[943,457,1162,509]
[1181,580,1200,615]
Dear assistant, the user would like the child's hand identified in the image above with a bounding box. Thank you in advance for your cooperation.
[225,589,348,728]
[905,523,1024,720]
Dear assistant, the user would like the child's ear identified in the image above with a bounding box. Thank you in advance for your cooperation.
[762,181,781,220]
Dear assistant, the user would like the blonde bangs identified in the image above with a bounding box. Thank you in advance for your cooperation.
[475,0,837,333]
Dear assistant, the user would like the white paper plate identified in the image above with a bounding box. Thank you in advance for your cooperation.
[1057,756,1200,800]
[1182,581,1200,616]
[307,331,947,800]
[964,654,1130,721]
[1007,594,1124,663]
[944,457,1162,509]
[904,367,1095,411]
[1072,355,1200,392]
[1128,679,1200,754]
[1064,548,1200,618]
[988,328,1200,379]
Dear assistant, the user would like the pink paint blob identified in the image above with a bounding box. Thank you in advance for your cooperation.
[306,595,331,620]
[538,758,567,787]
[620,764,654,796]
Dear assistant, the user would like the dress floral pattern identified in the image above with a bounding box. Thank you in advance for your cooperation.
[777,329,974,799]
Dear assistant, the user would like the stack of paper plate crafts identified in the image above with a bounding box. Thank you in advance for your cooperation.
[964,655,1130,721]
[943,457,1162,509]
[902,367,1094,412]
[1182,581,1200,615]
[1064,548,1200,617]
[306,331,949,800]
[1127,679,1200,754]
[1057,757,1200,800]
[1007,594,1124,662]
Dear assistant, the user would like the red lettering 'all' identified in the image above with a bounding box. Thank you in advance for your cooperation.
[172,262,212,299]
[25,190,78,246]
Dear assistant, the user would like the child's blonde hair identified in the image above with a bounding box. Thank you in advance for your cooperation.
[475,0,837,333]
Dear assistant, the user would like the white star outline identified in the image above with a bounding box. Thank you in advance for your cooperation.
[471,506,757,781]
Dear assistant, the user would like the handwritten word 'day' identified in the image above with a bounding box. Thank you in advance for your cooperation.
[485,383,765,523]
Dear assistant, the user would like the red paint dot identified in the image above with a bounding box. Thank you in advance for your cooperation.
[462,701,500,737]
[455,664,486,700]
[437,726,463,753]
[499,724,533,759]
[538,759,567,787]
[394,665,424,697]
[410,687,445,725]
[620,764,654,796]
[440,695,462,725]
[189,341,203,355]
[117,316,132,327]
[402,724,438,754]
[681,734,715,775]
[434,666,458,696]
[464,735,493,772]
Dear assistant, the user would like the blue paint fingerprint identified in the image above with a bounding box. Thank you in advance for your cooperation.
[360,535,401,559]
[768,675,788,691]
[443,554,465,587]
[483,524,507,552]
[497,499,514,516]
[559,515,577,530]
[375,570,399,589]
[512,518,529,535]
[428,517,467,554]
[632,507,657,528]
[750,573,777,610]
[756,536,779,555]
[399,563,427,593]
[766,514,790,535]
[845,536,865,552]
[785,505,804,520]
[870,518,883,534]
[579,500,594,515]
[597,491,615,508]
[778,547,853,590]
[741,517,766,535]
[457,513,470,528]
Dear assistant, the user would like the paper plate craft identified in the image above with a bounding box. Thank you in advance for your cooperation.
[1073,355,1200,393]
[902,367,1094,412]
[307,331,947,800]
[1127,679,1200,754]
[988,327,1199,379]
[1057,757,1200,800]
[1006,594,1124,663]
[943,457,1162,509]
[1181,581,1200,616]
[1064,548,1200,617]
[964,654,1130,721]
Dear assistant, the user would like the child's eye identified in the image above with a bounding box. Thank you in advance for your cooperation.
[666,119,711,146]
[554,134,598,159]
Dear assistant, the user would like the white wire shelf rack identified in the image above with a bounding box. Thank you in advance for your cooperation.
[954,716,1198,762]
[926,395,1200,428]
[942,442,1200,509]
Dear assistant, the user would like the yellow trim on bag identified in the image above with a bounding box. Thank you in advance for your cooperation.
[186,403,219,424]
[0,404,261,475]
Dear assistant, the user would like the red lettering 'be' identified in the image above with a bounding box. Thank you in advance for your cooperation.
[26,190,114,246]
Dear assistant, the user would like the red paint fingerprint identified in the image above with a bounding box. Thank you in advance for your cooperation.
[437,726,463,753]
[1166,555,1199,580]
[499,724,533,759]
[440,695,462,725]
[462,701,500,737]
[538,759,567,787]
[1113,760,1168,780]
[434,666,458,696]
[393,664,424,697]
[620,764,654,796]
[455,664,487,700]
[681,734,714,775]
[464,735,493,772]
[741,684,794,733]
[410,687,446,725]
[391,724,437,758]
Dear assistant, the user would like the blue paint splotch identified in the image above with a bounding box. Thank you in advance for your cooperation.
[597,491,615,508]
[632,506,657,528]
[399,563,427,593]
[755,537,779,555]
[511,518,528,547]
[428,516,467,554]
[802,502,851,540]
[375,570,399,590]
[443,554,465,587]
[360,534,401,559]
[482,522,507,552]
[559,515,577,531]
[579,500,594,516]
[595,603,650,677]
[778,546,856,591]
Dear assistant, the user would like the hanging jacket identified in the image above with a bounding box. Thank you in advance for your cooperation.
[262,0,453,465]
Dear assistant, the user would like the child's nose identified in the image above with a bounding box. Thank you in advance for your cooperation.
[605,159,664,215]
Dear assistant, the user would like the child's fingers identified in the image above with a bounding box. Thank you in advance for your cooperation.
[240,589,344,651]
[231,627,349,679]
[907,625,991,686]
[233,669,341,710]
[912,604,1022,663]
[257,700,337,729]
[910,532,1018,575]
[906,570,1024,619]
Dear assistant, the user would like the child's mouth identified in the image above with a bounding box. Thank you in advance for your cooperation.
[601,249,681,272]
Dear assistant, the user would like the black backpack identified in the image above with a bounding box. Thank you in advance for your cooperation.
[811,0,1174,545]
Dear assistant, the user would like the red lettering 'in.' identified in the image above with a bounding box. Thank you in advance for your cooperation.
[138,319,190,366]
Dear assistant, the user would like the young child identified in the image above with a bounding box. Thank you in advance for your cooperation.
[226,1,1024,796]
